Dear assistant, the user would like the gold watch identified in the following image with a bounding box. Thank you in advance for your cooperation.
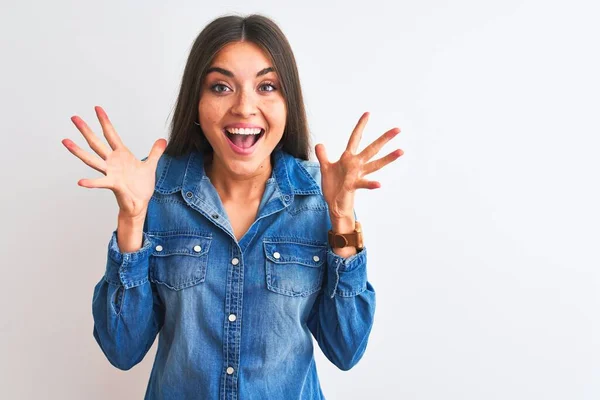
[328,221,364,250]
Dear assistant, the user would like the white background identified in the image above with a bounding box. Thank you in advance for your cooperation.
[1,0,598,399]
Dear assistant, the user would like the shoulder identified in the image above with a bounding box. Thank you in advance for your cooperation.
[295,159,322,183]
[283,155,329,214]
[141,151,192,194]
[279,151,322,195]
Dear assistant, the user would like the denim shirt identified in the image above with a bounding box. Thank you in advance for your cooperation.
[92,149,376,400]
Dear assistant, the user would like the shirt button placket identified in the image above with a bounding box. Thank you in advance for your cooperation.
[223,254,242,396]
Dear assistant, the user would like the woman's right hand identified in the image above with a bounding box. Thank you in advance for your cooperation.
[62,106,167,220]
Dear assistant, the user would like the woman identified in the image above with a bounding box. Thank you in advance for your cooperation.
[62,14,402,400]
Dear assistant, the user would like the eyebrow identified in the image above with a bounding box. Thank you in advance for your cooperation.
[205,66,275,78]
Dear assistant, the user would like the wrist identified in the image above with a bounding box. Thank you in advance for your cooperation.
[330,216,355,233]
[331,246,357,259]
[328,217,364,257]
[118,210,147,229]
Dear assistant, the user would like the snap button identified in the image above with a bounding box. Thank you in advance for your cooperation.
[228,314,237,322]
[226,366,234,375]
[193,245,202,252]
[211,214,219,219]
[283,194,291,202]
[273,252,281,259]
[185,191,193,198]
[313,255,320,262]
[155,245,163,252]
[231,258,239,266]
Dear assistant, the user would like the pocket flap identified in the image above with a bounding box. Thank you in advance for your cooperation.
[263,240,326,268]
[150,233,211,257]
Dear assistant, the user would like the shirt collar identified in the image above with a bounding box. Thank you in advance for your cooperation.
[155,149,321,202]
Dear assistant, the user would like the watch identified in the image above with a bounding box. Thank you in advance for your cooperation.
[328,221,364,250]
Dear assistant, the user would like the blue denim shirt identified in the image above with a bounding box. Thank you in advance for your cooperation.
[92,149,376,400]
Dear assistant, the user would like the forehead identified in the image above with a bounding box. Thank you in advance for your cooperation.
[210,41,273,74]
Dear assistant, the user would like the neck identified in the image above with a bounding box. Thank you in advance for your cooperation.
[204,153,272,203]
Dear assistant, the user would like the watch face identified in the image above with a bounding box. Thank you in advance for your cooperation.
[331,234,347,248]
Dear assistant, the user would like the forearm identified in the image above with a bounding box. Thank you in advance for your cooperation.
[307,248,375,370]
[92,276,163,370]
[116,210,147,253]
[92,229,164,370]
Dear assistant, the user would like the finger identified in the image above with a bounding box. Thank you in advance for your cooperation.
[355,179,381,190]
[314,143,330,167]
[77,176,112,189]
[62,138,108,175]
[359,127,400,161]
[146,138,168,167]
[362,149,403,175]
[346,112,370,154]
[95,106,125,150]
[70,115,111,159]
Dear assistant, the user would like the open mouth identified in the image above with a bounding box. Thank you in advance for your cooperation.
[223,128,265,151]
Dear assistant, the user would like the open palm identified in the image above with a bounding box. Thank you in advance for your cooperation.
[62,106,166,219]
[315,112,403,221]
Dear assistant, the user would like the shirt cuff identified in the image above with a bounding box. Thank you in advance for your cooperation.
[325,246,368,298]
[105,230,154,289]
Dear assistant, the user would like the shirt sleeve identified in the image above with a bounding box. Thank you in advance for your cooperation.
[91,230,165,370]
[307,245,376,371]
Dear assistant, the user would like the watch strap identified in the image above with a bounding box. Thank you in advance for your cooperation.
[328,221,364,250]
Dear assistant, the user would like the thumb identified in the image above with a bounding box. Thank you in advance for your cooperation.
[314,143,329,167]
[146,138,167,167]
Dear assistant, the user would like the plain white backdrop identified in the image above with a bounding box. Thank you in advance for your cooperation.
[1,0,598,399]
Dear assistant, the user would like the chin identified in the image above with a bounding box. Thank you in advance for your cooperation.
[220,153,272,177]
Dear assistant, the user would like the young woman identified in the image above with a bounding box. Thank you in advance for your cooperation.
[63,14,402,400]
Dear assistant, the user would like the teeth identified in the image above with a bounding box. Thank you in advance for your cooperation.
[225,128,262,135]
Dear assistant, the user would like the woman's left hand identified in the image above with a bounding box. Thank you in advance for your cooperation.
[315,112,403,228]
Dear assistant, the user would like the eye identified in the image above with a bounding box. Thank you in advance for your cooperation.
[259,81,278,92]
[210,83,231,94]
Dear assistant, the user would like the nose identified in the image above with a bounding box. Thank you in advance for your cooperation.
[230,88,257,117]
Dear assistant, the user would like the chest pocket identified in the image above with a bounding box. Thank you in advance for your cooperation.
[263,239,327,297]
[148,233,212,291]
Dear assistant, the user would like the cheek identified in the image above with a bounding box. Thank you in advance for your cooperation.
[262,98,287,127]
[199,99,224,124]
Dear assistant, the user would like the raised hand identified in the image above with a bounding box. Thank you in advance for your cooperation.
[62,106,167,220]
[315,112,403,223]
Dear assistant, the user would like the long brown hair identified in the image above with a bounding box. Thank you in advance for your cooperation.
[164,14,311,160]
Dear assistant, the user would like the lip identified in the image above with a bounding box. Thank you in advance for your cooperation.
[223,123,264,130]
[222,128,264,156]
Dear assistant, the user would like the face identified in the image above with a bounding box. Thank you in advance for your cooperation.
[198,41,287,178]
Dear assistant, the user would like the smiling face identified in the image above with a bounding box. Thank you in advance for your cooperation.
[198,41,287,178]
